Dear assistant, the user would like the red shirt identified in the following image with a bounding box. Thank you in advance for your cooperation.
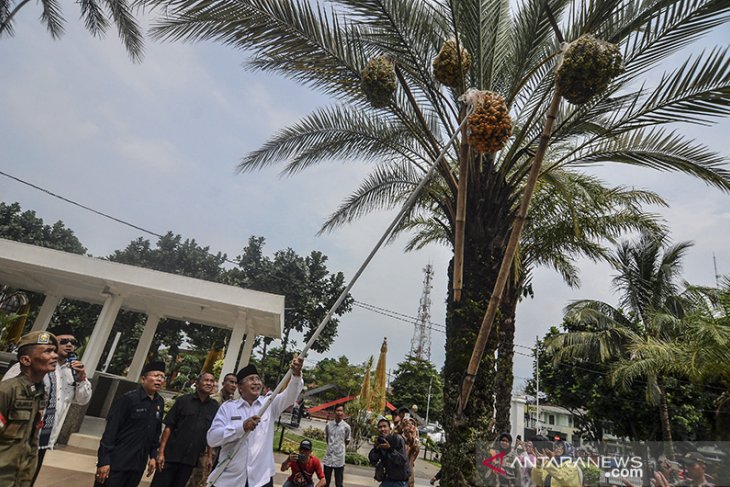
[288,455,325,483]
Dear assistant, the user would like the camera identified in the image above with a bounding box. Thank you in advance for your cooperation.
[298,454,307,462]
[377,436,387,444]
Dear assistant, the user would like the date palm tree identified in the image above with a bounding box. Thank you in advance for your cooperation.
[402,168,667,433]
[150,0,730,483]
[0,0,143,60]
[548,232,693,453]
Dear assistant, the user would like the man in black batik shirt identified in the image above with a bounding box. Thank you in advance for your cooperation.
[94,361,166,487]
[150,372,219,487]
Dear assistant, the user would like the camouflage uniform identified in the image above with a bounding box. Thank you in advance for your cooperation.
[0,375,47,487]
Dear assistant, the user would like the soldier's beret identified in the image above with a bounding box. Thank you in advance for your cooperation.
[16,331,58,357]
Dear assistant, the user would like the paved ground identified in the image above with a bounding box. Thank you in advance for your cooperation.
[36,445,437,487]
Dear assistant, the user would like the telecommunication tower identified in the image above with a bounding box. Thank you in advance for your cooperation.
[410,264,434,360]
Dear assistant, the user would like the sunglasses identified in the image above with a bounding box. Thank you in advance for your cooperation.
[59,338,79,346]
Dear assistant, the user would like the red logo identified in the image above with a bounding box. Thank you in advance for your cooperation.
[482,450,507,476]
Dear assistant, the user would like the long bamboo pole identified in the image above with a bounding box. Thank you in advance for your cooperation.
[456,1,565,413]
[206,109,473,487]
[457,83,563,414]
[453,104,470,302]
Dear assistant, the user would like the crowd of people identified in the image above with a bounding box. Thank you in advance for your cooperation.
[0,326,357,487]
[3,325,717,487]
[480,433,717,487]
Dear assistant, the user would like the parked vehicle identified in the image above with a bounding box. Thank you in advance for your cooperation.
[418,424,445,444]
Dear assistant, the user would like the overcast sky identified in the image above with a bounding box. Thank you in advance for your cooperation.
[1,10,728,389]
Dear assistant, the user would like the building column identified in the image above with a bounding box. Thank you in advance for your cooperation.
[219,312,247,386]
[126,313,161,381]
[30,295,62,331]
[238,319,255,369]
[82,293,124,378]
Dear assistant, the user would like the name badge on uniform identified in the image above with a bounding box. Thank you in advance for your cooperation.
[231,416,242,420]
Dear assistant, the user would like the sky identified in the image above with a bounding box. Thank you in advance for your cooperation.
[0,8,729,390]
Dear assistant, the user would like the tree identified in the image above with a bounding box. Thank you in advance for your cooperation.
[150,2,730,483]
[0,0,144,60]
[404,170,665,432]
[390,355,444,424]
[547,233,695,453]
[0,202,86,254]
[530,325,717,443]
[225,236,353,379]
[611,280,730,439]
[0,202,99,339]
[101,232,229,374]
[308,356,365,403]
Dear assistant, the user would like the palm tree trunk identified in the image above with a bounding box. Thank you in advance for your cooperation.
[657,381,674,458]
[495,281,517,434]
[459,89,562,411]
[443,159,515,487]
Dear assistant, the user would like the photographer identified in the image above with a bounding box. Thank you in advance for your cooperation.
[281,439,326,487]
[369,418,410,487]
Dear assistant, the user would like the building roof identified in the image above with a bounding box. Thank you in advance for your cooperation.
[0,238,284,336]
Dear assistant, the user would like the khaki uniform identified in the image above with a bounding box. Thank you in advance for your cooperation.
[0,375,47,487]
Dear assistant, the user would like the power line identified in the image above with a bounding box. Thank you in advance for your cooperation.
[3,170,724,397]
[0,169,244,266]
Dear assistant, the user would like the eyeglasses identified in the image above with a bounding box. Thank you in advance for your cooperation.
[59,338,79,346]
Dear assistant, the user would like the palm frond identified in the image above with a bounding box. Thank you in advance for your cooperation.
[103,0,144,61]
[616,0,730,79]
[151,0,366,98]
[238,105,430,175]
[79,0,110,36]
[40,0,65,38]
[317,161,422,233]
[561,128,730,191]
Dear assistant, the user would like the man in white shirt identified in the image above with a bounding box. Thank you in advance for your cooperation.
[206,357,304,487]
[322,404,350,487]
[2,323,93,485]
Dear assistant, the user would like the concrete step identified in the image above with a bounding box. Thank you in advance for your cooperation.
[67,433,101,451]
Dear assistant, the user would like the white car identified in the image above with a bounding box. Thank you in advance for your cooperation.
[418,425,445,444]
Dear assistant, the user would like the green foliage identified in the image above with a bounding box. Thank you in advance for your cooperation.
[301,426,325,441]
[390,355,443,423]
[307,356,364,402]
[226,236,353,380]
[0,202,86,255]
[0,0,143,60]
[169,353,205,391]
[345,452,369,466]
[582,464,602,486]
[248,346,295,388]
[542,234,723,440]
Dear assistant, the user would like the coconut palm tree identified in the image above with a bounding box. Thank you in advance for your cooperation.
[0,0,143,60]
[547,233,693,453]
[149,0,730,483]
[612,279,730,439]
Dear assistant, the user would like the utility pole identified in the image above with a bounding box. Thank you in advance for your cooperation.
[714,253,721,287]
[425,376,433,425]
[535,335,540,434]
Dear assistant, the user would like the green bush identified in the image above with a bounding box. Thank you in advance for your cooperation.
[345,452,370,466]
[582,464,602,486]
[302,426,325,441]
